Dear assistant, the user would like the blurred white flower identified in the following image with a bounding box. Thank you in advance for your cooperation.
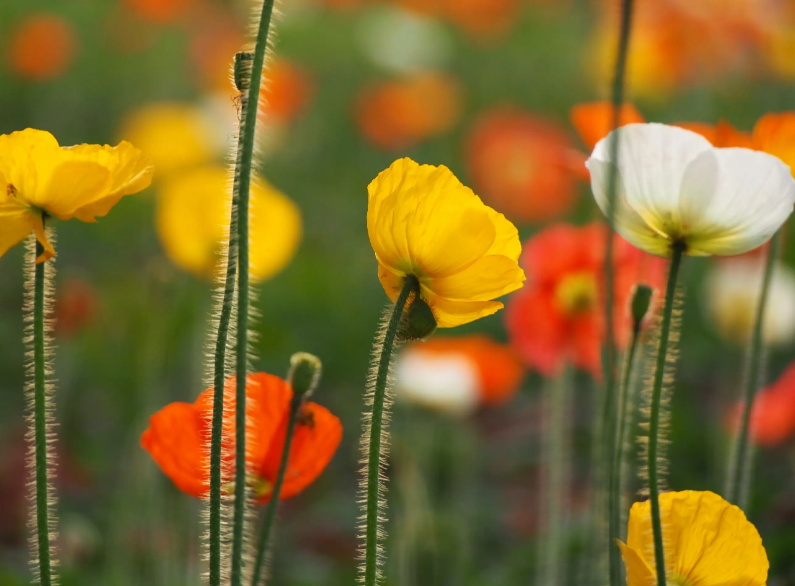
[587,123,795,257]
[705,258,795,346]
[357,6,453,74]
[395,349,479,417]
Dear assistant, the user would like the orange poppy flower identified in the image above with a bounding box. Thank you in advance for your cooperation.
[466,108,583,223]
[752,112,795,173]
[727,361,795,447]
[398,335,524,413]
[355,72,462,151]
[7,14,77,82]
[124,0,195,24]
[569,102,646,151]
[259,60,314,124]
[141,372,342,501]
[443,0,523,39]
[674,119,753,148]
[505,223,665,378]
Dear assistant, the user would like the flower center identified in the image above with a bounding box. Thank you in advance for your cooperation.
[6,183,18,198]
[554,271,598,315]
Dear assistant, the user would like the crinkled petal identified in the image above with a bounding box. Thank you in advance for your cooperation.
[39,160,111,220]
[0,129,61,207]
[678,148,795,255]
[421,287,504,328]
[430,254,524,302]
[588,124,713,235]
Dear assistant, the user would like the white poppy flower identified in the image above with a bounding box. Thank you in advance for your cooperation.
[395,349,479,417]
[704,259,795,346]
[587,123,795,257]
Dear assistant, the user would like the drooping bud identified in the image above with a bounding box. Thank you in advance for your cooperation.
[287,352,322,399]
[631,284,654,332]
[402,296,437,341]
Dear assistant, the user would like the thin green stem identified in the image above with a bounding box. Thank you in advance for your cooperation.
[250,395,301,586]
[725,233,780,507]
[602,4,635,582]
[32,237,53,586]
[230,2,276,585]
[608,328,641,586]
[648,243,685,586]
[209,53,252,586]
[363,276,418,586]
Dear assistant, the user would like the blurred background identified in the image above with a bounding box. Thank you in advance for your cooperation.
[3,0,795,584]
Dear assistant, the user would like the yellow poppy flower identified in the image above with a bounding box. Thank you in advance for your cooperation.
[156,166,302,283]
[367,158,525,328]
[0,128,153,262]
[618,490,768,586]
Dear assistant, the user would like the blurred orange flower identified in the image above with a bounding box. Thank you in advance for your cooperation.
[752,112,795,173]
[569,102,645,150]
[444,0,523,39]
[259,60,314,124]
[466,108,583,223]
[399,335,524,413]
[728,361,795,447]
[7,14,77,81]
[189,17,245,92]
[505,223,665,378]
[355,72,462,151]
[674,119,752,148]
[124,0,196,24]
[141,372,342,501]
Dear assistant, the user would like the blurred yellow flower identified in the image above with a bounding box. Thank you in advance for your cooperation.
[0,128,153,262]
[118,103,216,177]
[156,166,302,282]
[618,490,768,586]
[367,158,525,328]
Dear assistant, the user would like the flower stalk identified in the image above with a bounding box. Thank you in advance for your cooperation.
[229,1,277,585]
[26,228,57,586]
[725,232,780,508]
[647,243,685,586]
[250,353,322,586]
[361,275,419,586]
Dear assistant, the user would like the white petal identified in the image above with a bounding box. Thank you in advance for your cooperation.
[678,148,795,255]
[395,350,478,416]
[587,158,673,257]
[587,123,713,235]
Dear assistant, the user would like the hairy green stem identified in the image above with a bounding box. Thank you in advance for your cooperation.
[209,53,252,586]
[648,243,685,586]
[725,233,780,507]
[32,237,53,586]
[608,327,641,585]
[250,395,301,586]
[230,2,276,585]
[363,276,418,586]
[602,4,636,582]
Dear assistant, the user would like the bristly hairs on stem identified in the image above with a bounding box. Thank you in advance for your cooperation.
[229,1,281,584]
[725,232,780,509]
[24,228,59,586]
[358,276,419,586]
[602,2,636,584]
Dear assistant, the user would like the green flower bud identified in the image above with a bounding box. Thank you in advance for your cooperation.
[288,352,322,399]
[402,296,437,341]
[631,284,654,330]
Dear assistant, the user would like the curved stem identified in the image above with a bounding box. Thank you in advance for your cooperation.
[608,327,641,586]
[725,233,779,507]
[363,276,418,586]
[230,2,276,585]
[250,395,302,586]
[32,237,53,586]
[648,243,685,586]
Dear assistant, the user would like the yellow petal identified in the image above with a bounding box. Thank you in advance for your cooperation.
[420,287,505,328]
[0,129,61,207]
[485,206,521,260]
[31,212,54,262]
[622,491,768,586]
[616,540,655,586]
[67,141,154,222]
[430,255,525,302]
[367,158,497,278]
[38,160,111,220]
[0,208,35,259]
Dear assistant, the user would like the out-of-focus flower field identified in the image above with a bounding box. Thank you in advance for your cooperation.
[3,0,795,585]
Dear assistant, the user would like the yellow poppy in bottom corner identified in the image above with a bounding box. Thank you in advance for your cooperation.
[618,490,768,586]
[156,166,302,282]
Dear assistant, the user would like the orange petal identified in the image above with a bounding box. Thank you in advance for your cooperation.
[753,112,795,175]
[570,101,645,150]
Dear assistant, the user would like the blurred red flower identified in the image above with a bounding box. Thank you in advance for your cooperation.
[466,108,583,223]
[355,72,462,151]
[569,101,645,151]
[141,372,342,502]
[124,0,196,24]
[505,223,665,379]
[259,60,314,124]
[6,14,77,81]
[727,361,795,446]
[55,278,98,337]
